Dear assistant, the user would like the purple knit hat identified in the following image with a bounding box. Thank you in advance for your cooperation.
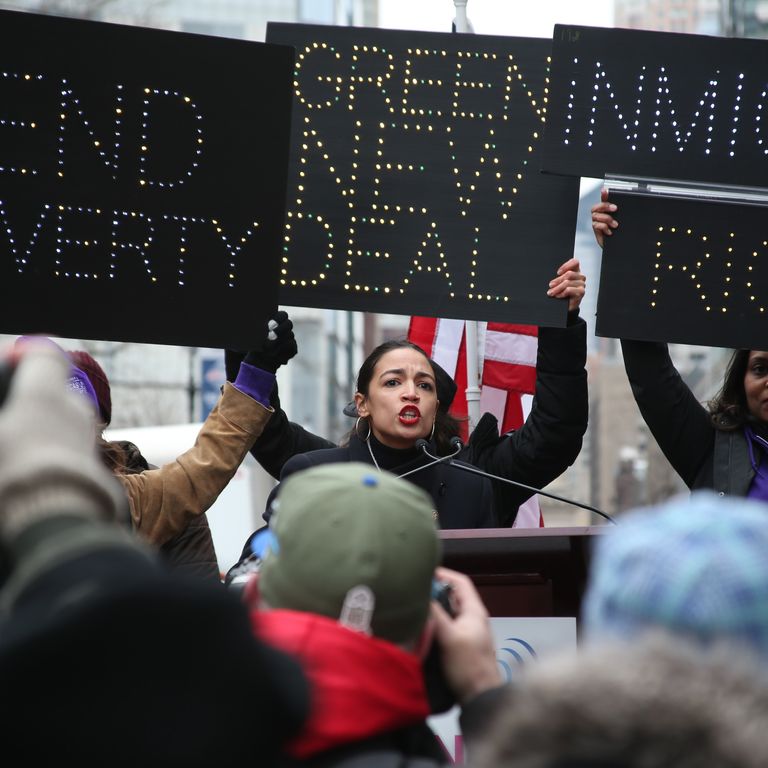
[67,365,101,417]
[68,350,111,426]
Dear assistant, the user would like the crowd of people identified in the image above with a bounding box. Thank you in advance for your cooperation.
[2,184,768,767]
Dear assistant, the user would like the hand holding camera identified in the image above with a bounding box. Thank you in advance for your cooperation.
[429,567,502,705]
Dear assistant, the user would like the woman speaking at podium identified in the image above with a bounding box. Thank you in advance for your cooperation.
[226,258,588,543]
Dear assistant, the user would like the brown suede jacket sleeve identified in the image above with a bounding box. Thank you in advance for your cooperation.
[119,383,273,546]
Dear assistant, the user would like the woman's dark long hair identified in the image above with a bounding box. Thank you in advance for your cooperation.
[349,339,462,455]
[95,425,149,476]
[708,349,751,431]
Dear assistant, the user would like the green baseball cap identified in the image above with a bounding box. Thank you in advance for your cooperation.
[259,462,441,644]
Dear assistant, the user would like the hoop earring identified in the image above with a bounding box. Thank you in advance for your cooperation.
[429,420,436,442]
[356,416,372,442]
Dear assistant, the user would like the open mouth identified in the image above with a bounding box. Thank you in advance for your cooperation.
[398,406,421,425]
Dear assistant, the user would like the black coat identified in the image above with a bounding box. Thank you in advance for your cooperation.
[621,338,754,495]
[0,518,308,767]
[274,433,496,529]
[252,313,588,526]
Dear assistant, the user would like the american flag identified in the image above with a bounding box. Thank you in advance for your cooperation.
[407,316,543,527]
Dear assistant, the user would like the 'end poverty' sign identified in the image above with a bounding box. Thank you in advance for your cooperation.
[0,10,294,349]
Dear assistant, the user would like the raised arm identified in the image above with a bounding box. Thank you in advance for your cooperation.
[591,191,714,487]
[122,320,298,546]
[468,259,589,525]
[226,311,334,479]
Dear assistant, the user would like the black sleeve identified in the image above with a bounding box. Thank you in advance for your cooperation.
[458,684,511,753]
[159,513,221,581]
[261,452,316,524]
[248,383,335,479]
[470,312,589,526]
[620,338,714,487]
[475,471,498,528]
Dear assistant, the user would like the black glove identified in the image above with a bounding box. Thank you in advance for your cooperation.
[225,311,298,380]
[224,349,245,383]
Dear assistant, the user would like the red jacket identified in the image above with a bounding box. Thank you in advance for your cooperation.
[253,610,431,759]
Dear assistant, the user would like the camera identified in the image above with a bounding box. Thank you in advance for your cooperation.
[424,578,457,714]
[431,578,455,617]
[224,552,261,590]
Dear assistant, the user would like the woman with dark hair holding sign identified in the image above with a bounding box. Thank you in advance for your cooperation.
[592,191,768,499]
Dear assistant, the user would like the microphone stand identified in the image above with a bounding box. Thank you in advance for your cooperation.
[417,441,617,525]
[398,438,463,478]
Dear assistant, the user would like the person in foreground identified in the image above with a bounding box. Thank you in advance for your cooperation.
[472,632,767,768]
[583,490,768,661]
[593,190,768,499]
[242,461,504,767]
[471,491,768,768]
[235,257,588,530]
[0,340,308,767]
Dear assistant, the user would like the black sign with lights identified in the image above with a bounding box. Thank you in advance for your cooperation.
[0,10,294,349]
[543,25,768,188]
[597,191,768,349]
[266,23,580,327]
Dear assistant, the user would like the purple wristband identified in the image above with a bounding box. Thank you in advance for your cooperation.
[233,362,275,407]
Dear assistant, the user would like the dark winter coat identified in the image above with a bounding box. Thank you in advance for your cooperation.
[275,433,496,529]
[0,517,308,767]
[621,339,754,495]
[252,313,588,526]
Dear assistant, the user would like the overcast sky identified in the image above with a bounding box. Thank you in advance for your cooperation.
[378,0,614,37]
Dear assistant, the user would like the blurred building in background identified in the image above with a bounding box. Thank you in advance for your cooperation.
[614,0,722,33]
[614,0,768,37]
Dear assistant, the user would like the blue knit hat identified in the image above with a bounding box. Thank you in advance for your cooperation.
[583,490,768,661]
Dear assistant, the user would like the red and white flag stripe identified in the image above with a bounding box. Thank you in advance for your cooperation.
[407,317,538,436]
[407,317,543,527]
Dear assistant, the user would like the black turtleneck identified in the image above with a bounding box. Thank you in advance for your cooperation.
[364,434,422,472]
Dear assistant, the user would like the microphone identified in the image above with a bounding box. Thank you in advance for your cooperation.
[418,439,617,525]
[397,437,463,479]
[414,436,462,453]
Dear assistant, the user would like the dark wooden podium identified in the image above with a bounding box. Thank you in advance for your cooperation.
[439,526,608,624]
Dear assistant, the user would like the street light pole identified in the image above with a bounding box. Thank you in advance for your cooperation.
[187,346,197,423]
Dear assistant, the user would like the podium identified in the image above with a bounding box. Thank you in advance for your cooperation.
[439,526,608,625]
